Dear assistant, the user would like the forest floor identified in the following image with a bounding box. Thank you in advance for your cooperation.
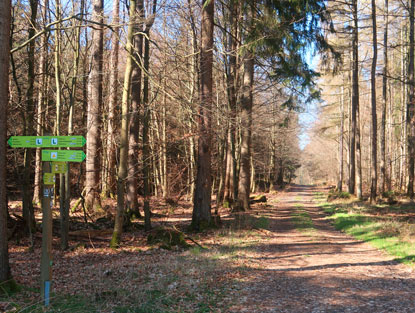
[3,185,415,312]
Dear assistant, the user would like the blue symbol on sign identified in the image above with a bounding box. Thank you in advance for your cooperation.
[36,138,43,145]
[51,138,58,145]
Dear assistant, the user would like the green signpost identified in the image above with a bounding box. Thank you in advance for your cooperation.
[41,150,86,162]
[8,135,86,148]
[8,135,86,307]
[51,162,67,174]
[43,173,56,185]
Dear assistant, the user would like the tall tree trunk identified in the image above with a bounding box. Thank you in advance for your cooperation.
[400,23,407,191]
[380,0,388,194]
[22,0,38,236]
[85,0,104,212]
[111,0,136,248]
[237,3,255,211]
[224,0,238,203]
[53,0,67,249]
[192,0,214,230]
[33,0,48,205]
[356,107,362,199]
[161,90,168,198]
[186,0,198,202]
[337,86,344,191]
[370,0,378,203]
[407,0,415,198]
[0,0,13,288]
[349,0,358,197]
[142,0,157,231]
[127,0,144,216]
[61,0,83,250]
[347,56,352,187]
[104,0,120,199]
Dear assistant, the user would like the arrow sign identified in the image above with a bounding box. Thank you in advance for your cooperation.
[8,136,86,148]
[42,150,86,162]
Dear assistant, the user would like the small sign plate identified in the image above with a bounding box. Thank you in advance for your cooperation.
[43,173,55,185]
[51,162,67,174]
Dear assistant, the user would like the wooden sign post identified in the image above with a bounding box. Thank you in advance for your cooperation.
[40,160,53,306]
[8,135,86,306]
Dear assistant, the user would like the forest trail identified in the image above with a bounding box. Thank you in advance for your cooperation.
[7,185,415,312]
[228,185,415,312]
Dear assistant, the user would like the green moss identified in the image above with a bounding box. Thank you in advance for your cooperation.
[327,190,351,201]
[253,216,270,229]
[147,227,190,249]
[190,217,219,232]
[109,231,120,249]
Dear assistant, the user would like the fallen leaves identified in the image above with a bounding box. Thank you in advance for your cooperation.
[4,188,415,312]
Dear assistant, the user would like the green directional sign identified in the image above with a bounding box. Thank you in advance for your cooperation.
[43,173,56,185]
[8,136,86,148]
[51,162,67,174]
[42,150,86,162]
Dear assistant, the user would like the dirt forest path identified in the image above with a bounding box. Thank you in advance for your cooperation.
[228,185,415,312]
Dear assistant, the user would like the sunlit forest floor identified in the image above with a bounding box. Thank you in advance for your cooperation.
[3,185,415,312]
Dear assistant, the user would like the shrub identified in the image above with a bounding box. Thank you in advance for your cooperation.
[327,190,351,201]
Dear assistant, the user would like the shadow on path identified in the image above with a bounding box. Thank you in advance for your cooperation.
[226,184,415,313]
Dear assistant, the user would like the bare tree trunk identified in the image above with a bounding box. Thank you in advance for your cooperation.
[370,0,378,203]
[224,0,238,203]
[186,0,198,202]
[60,0,83,250]
[408,0,415,198]
[54,0,61,138]
[33,0,49,205]
[161,92,168,198]
[337,86,344,191]
[237,3,255,211]
[192,0,214,230]
[347,56,352,187]
[22,0,38,236]
[104,0,120,199]
[127,0,144,216]
[356,108,362,199]
[400,23,407,191]
[250,154,255,193]
[111,0,136,248]
[53,0,67,250]
[349,0,358,197]
[142,0,157,231]
[85,0,104,212]
[380,0,388,194]
[0,0,13,288]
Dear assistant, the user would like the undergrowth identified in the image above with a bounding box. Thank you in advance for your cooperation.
[2,211,271,312]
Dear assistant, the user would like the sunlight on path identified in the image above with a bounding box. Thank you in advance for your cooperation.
[228,185,415,313]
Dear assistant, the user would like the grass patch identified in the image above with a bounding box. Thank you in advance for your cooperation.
[292,205,314,234]
[325,205,415,266]
[253,216,270,230]
[313,192,326,203]
[327,190,351,201]
[228,214,270,231]
[1,293,98,313]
